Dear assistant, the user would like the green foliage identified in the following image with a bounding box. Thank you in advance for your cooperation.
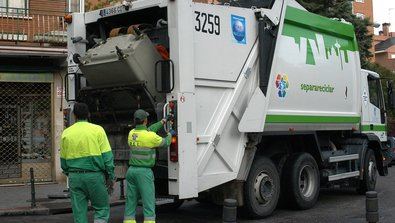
[297,0,372,67]
[366,63,395,80]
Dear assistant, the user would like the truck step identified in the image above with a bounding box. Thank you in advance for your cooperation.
[328,154,359,163]
[156,197,175,206]
[138,197,175,206]
[328,171,360,181]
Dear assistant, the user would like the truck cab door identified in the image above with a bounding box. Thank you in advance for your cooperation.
[364,75,387,141]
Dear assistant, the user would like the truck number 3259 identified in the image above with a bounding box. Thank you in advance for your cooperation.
[195,11,220,35]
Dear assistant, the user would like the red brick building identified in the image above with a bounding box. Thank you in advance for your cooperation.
[374,23,395,72]
[352,0,374,21]
[352,0,375,60]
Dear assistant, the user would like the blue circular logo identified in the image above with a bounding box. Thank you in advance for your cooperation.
[233,20,245,42]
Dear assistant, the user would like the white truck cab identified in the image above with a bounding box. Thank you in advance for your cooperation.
[361,70,387,142]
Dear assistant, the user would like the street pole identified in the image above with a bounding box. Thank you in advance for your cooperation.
[223,199,237,223]
[366,191,379,223]
[30,168,36,208]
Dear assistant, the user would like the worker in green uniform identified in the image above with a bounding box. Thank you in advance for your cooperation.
[123,109,172,223]
[60,103,115,223]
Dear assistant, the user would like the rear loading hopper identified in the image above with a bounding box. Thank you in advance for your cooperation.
[78,33,165,105]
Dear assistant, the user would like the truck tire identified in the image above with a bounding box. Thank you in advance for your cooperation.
[357,149,377,194]
[242,156,280,219]
[281,153,320,210]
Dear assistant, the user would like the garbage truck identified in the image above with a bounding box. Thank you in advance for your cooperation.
[65,0,393,218]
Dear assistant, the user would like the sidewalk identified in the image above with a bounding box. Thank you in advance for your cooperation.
[0,181,126,216]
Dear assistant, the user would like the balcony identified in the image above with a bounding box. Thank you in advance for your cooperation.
[0,7,68,47]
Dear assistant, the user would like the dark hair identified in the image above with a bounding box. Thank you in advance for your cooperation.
[73,103,90,120]
[134,118,145,125]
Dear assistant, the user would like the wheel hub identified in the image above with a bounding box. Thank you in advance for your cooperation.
[368,160,377,184]
[254,172,274,205]
[299,165,315,198]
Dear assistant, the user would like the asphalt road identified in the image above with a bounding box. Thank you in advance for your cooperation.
[2,167,395,223]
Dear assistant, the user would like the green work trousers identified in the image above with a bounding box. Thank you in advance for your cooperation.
[69,172,110,223]
[124,166,156,223]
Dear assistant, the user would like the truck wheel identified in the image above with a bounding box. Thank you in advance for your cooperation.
[281,153,320,210]
[357,149,377,194]
[242,156,280,219]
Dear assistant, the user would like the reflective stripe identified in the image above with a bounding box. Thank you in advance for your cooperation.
[130,146,156,167]
[131,153,152,160]
[131,147,153,152]
[124,216,135,220]
[94,219,107,223]
[144,216,156,221]
[143,221,155,223]
[123,216,136,223]
[130,147,156,160]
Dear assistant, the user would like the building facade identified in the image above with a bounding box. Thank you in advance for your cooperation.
[374,23,395,72]
[352,0,374,21]
[0,0,82,185]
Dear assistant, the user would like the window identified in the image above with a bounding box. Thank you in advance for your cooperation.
[355,13,365,19]
[391,54,395,59]
[0,0,29,16]
[355,0,364,3]
[368,76,382,109]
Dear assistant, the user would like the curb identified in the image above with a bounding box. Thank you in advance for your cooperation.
[0,200,125,216]
[0,206,50,216]
[48,200,125,215]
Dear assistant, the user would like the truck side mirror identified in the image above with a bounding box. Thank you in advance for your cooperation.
[155,60,174,93]
[387,80,395,109]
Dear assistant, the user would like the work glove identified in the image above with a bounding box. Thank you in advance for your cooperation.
[161,114,173,124]
[169,129,177,136]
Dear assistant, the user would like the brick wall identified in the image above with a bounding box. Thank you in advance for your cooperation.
[353,0,375,60]
[352,0,374,35]
[353,0,373,21]
[30,0,66,14]
[0,0,67,46]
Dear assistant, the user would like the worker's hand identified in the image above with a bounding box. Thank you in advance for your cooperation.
[169,129,177,136]
[106,179,116,195]
[162,114,174,125]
